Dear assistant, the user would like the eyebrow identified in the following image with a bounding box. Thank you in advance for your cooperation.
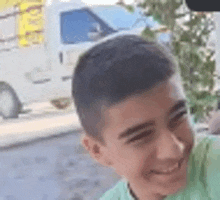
[168,100,187,117]
[118,99,187,140]
[118,121,155,140]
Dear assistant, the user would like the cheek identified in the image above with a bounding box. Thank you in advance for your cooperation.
[176,121,194,152]
[111,144,155,177]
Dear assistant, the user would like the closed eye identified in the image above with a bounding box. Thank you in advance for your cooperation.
[168,110,188,129]
[126,130,155,144]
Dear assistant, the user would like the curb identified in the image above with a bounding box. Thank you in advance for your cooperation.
[0,112,83,150]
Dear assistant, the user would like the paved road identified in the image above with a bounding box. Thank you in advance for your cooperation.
[0,102,120,199]
[0,131,120,200]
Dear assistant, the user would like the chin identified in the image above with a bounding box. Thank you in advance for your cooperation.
[162,177,187,196]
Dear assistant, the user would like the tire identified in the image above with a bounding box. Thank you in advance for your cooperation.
[50,98,71,109]
[0,83,20,119]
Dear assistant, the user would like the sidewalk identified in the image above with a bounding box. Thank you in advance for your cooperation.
[0,102,83,149]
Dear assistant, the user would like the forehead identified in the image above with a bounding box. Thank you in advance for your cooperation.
[101,76,186,140]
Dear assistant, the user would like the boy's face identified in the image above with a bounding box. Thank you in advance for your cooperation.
[82,76,194,199]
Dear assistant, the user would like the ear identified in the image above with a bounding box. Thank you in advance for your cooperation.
[80,134,113,167]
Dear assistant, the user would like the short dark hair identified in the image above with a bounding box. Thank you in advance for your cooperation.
[72,35,176,145]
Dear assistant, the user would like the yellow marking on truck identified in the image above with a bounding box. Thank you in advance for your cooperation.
[0,0,43,9]
[18,0,44,47]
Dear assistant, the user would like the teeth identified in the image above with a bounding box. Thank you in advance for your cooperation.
[153,162,179,174]
[163,163,178,173]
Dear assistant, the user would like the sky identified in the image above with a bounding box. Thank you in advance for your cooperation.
[44,0,135,7]
[82,0,134,5]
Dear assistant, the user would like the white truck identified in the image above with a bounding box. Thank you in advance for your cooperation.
[0,0,148,119]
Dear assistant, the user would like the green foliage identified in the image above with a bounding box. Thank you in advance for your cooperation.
[118,0,216,122]
[187,90,217,122]
[141,27,156,41]
[125,5,135,13]
[180,31,191,43]
[136,0,216,122]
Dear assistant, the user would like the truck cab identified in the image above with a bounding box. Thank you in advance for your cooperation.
[0,0,148,118]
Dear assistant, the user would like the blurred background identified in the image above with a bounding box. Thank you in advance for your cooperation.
[0,0,219,199]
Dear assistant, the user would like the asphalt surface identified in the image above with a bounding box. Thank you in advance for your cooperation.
[0,130,120,200]
[0,102,120,200]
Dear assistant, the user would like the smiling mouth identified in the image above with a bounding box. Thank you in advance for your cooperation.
[150,158,185,175]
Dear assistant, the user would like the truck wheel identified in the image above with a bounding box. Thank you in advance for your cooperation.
[0,83,20,119]
[50,98,71,109]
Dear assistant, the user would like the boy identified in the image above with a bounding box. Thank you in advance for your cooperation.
[72,35,220,199]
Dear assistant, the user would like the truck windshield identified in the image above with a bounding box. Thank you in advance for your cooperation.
[61,8,116,44]
[91,5,158,30]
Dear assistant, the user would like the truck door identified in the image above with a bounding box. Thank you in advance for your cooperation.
[52,7,116,98]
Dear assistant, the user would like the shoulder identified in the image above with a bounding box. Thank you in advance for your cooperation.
[99,180,127,200]
[196,135,220,166]
[191,135,220,164]
[194,135,220,199]
[187,135,214,181]
[194,134,220,148]
[193,134,220,153]
[186,135,220,182]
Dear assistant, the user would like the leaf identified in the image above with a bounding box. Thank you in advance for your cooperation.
[141,27,156,40]
[125,5,135,13]
[152,13,162,24]
[208,79,214,91]
[195,37,204,46]
[173,41,181,54]
[191,52,203,67]
[205,60,215,74]
[183,15,202,27]
[180,32,191,43]
[175,13,187,19]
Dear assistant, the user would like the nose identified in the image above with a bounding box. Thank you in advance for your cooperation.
[156,130,185,160]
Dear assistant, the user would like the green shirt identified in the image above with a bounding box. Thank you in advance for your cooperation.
[100,136,220,200]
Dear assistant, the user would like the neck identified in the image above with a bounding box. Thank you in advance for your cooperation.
[127,183,167,200]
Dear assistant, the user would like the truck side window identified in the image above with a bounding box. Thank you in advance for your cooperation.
[61,8,113,44]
